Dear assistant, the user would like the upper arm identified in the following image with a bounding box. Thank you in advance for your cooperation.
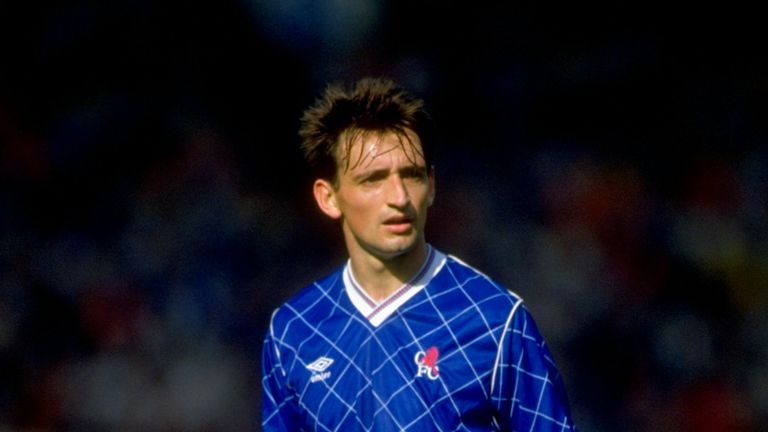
[261,320,302,431]
[491,301,577,431]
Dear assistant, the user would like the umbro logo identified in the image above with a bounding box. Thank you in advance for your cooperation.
[306,356,334,383]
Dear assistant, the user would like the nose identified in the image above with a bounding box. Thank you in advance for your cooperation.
[387,175,410,208]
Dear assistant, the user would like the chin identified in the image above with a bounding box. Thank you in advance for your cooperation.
[376,240,420,259]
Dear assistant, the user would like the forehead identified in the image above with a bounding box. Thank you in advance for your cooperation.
[337,129,425,172]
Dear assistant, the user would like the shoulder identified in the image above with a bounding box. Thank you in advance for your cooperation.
[439,254,523,303]
[428,252,523,323]
[268,265,346,336]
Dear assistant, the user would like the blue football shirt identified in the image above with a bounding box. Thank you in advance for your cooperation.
[262,246,577,431]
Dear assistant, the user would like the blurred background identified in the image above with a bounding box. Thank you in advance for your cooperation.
[1,1,766,430]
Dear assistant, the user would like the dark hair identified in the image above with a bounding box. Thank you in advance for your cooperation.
[299,77,433,183]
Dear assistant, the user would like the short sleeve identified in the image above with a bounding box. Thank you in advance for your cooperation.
[261,321,302,431]
[491,301,577,431]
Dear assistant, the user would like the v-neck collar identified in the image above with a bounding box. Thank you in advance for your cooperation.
[343,245,446,327]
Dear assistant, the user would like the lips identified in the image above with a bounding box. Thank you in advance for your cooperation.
[383,215,414,233]
[383,215,412,225]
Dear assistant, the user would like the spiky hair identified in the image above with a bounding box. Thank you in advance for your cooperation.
[299,77,433,182]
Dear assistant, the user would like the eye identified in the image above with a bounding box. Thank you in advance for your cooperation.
[359,172,387,185]
[406,171,423,179]
[401,167,427,182]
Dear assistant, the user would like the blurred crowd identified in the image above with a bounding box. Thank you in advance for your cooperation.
[430,147,768,431]
[2,0,767,431]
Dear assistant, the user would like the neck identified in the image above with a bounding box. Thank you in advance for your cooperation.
[348,243,429,302]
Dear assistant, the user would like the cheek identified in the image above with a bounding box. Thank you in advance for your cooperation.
[340,191,379,218]
[410,184,432,206]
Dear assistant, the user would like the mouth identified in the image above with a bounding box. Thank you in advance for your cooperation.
[383,216,414,233]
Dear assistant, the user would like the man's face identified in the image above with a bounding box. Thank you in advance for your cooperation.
[317,129,435,262]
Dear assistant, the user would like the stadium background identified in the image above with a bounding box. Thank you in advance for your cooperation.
[1,1,766,430]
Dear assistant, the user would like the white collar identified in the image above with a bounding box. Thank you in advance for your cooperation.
[343,245,446,327]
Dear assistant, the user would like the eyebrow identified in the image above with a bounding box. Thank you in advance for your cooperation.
[352,164,427,182]
[399,165,428,177]
[352,168,388,182]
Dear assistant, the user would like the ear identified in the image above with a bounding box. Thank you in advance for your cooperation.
[427,166,436,207]
[313,179,342,219]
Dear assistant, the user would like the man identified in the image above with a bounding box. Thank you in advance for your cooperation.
[261,77,577,431]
